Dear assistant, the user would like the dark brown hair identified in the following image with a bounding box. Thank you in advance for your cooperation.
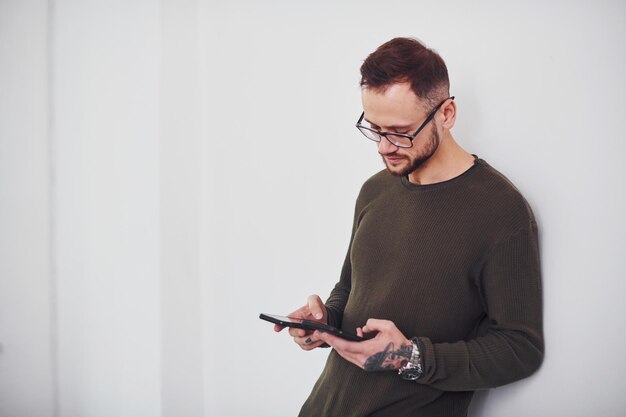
[360,37,450,106]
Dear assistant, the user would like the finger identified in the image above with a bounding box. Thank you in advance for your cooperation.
[300,339,325,351]
[274,324,284,332]
[307,295,325,320]
[295,335,322,350]
[303,336,318,346]
[356,327,364,338]
[325,341,363,368]
[362,318,390,334]
[315,331,359,353]
[288,327,309,338]
[335,350,365,369]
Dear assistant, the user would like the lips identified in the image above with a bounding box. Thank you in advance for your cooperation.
[385,155,406,165]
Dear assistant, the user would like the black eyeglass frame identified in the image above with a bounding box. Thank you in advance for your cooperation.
[355,96,455,148]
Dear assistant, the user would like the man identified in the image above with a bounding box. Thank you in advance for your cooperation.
[275,37,544,417]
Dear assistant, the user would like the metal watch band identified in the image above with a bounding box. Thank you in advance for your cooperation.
[398,337,423,381]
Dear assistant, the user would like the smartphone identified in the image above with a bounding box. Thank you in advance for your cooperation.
[259,313,364,342]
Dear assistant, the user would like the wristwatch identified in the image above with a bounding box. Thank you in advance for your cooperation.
[398,338,423,381]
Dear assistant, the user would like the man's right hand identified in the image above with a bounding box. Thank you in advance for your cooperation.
[274,294,328,350]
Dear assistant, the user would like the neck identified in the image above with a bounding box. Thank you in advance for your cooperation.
[407,132,475,185]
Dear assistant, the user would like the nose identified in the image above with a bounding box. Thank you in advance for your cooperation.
[377,135,399,155]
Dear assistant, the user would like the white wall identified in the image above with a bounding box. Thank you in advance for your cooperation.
[204,1,626,417]
[160,0,204,415]
[2,0,205,416]
[53,1,162,416]
[0,1,55,416]
[1,1,625,417]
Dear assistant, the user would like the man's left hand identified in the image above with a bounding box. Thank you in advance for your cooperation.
[314,319,413,371]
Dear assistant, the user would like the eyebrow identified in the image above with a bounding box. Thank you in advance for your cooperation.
[363,118,414,130]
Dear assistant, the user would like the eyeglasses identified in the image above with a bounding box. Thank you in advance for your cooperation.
[355,96,455,148]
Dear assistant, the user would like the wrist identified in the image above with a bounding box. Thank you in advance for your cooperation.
[398,337,423,381]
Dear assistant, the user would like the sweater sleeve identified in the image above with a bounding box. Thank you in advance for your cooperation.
[324,185,366,329]
[324,247,352,329]
[417,222,544,391]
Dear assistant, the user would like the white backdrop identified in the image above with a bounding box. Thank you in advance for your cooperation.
[1,1,626,416]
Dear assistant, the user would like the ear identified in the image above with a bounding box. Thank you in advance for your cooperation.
[440,98,457,130]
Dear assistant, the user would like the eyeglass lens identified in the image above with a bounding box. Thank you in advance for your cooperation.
[357,124,414,148]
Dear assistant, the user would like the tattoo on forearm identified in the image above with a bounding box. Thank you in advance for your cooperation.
[363,342,412,371]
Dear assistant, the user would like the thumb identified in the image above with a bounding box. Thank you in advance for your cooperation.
[307,294,325,320]
[362,318,388,334]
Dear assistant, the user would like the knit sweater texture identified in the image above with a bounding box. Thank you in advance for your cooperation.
[298,158,544,417]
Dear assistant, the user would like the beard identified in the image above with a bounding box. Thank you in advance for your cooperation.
[382,123,440,177]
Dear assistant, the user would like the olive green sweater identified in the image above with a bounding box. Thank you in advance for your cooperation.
[299,159,543,417]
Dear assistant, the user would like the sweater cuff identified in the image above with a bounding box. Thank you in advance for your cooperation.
[415,337,435,384]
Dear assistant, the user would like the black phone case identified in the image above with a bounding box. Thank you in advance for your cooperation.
[259,313,364,342]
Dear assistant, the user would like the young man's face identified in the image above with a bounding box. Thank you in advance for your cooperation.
[361,82,440,177]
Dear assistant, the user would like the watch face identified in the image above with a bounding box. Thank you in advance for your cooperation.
[401,369,422,381]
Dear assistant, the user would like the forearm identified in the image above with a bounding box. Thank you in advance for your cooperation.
[324,282,350,328]
[325,244,353,328]
[417,324,544,390]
